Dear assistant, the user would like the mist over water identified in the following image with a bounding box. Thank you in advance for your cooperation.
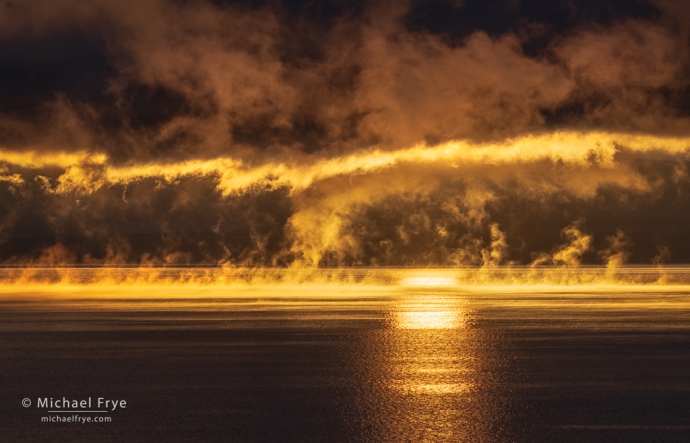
[2,269,690,442]
[2,265,690,287]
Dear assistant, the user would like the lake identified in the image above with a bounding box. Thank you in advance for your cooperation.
[2,269,690,442]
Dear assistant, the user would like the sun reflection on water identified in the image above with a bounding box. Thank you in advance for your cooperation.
[390,295,472,400]
[393,294,467,329]
[395,310,461,329]
[356,293,501,442]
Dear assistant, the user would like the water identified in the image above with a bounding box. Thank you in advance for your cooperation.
[1,283,690,442]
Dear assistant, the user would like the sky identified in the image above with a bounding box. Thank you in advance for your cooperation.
[1,0,690,267]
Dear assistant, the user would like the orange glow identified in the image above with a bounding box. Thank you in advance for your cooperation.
[395,311,461,329]
[0,267,688,294]
[1,131,689,196]
[401,274,457,287]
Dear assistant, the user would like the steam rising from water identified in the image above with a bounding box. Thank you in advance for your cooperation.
[2,131,690,267]
[1,267,690,292]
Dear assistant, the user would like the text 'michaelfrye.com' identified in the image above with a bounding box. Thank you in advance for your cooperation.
[22,396,126,424]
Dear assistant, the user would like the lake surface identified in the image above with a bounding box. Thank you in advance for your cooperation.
[2,279,690,442]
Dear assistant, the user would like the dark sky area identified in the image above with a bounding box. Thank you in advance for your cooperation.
[1,0,690,266]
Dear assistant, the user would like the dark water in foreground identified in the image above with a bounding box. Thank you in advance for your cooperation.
[1,286,690,442]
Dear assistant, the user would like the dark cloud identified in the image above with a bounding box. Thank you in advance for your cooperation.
[406,0,661,49]
[1,0,687,159]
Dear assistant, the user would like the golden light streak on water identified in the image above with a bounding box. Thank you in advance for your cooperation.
[395,310,460,329]
[367,293,481,442]
[393,294,467,329]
